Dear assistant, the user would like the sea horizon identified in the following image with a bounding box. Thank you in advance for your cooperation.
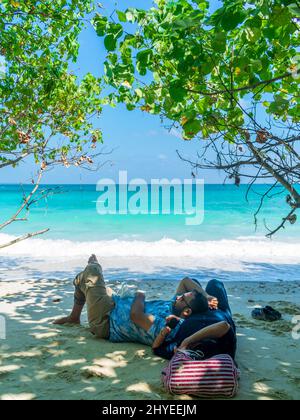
[1,183,299,282]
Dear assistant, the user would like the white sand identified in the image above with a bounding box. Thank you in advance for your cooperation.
[0,258,299,400]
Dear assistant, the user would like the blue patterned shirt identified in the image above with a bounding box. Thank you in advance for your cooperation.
[109,295,182,346]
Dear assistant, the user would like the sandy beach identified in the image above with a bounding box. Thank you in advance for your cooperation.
[0,256,299,401]
[1,0,300,403]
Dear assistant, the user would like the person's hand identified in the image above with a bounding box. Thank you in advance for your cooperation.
[175,339,190,352]
[152,326,172,350]
[160,326,171,338]
[208,295,218,310]
[165,314,180,323]
[53,316,80,325]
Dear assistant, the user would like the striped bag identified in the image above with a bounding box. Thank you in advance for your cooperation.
[162,351,239,399]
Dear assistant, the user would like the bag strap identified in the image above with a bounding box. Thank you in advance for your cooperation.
[176,349,204,360]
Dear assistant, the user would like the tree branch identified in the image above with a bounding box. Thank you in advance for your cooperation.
[0,228,50,250]
[265,208,297,238]
[0,171,43,231]
[244,132,300,205]
[187,71,299,97]
[0,152,30,169]
[176,150,258,171]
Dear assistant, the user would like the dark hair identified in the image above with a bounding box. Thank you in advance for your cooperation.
[189,290,209,314]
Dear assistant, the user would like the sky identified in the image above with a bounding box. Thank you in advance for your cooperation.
[0,0,227,184]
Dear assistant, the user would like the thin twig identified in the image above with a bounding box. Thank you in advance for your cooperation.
[265,208,297,238]
[0,229,50,250]
[0,171,43,231]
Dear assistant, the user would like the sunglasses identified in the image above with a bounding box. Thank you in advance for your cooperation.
[178,294,192,310]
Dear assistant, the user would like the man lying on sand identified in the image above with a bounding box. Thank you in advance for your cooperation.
[54,255,217,347]
[150,279,237,360]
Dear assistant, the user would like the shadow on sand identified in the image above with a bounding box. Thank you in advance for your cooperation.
[0,256,299,400]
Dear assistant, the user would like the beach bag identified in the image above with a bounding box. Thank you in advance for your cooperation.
[162,351,239,398]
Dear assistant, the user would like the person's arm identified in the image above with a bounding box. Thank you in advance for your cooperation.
[130,291,155,331]
[176,277,203,295]
[178,321,231,351]
[176,277,218,309]
[152,326,172,349]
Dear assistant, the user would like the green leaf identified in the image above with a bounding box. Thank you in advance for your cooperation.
[136,61,147,76]
[245,27,261,43]
[183,119,202,138]
[136,49,153,65]
[117,10,127,22]
[194,1,208,12]
[104,35,117,51]
[109,23,123,39]
[169,82,187,102]
[288,3,300,17]
[212,32,227,53]
[221,9,247,31]
[93,15,108,37]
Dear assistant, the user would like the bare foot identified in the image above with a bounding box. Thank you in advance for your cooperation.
[53,316,80,325]
[88,254,99,264]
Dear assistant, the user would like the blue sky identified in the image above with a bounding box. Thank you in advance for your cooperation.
[0,0,225,184]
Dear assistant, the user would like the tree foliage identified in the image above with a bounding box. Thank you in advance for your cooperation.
[0,0,104,247]
[0,0,103,172]
[96,0,299,133]
[95,0,300,235]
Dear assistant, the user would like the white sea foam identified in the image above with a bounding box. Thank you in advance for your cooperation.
[0,234,299,265]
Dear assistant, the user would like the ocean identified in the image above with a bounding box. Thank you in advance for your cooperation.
[0,184,299,282]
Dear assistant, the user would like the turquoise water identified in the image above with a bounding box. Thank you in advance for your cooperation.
[0,183,299,242]
[0,184,299,282]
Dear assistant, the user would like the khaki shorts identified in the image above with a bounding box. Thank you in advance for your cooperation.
[74,263,115,339]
